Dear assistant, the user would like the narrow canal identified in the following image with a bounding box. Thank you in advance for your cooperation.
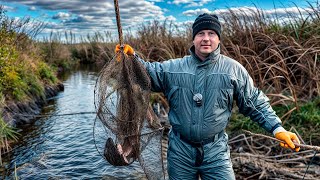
[3,66,151,179]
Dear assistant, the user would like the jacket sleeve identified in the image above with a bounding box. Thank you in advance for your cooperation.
[234,69,282,133]
[134,54,165,92]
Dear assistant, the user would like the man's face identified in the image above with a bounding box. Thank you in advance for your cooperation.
[193,29,220,61]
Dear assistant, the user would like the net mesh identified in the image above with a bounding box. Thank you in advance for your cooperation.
[93,51,165,179]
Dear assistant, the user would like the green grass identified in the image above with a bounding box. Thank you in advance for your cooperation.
[227,97,320,144]
[0,7,60,102]
[0,115,19,165]
[227,110,266,136]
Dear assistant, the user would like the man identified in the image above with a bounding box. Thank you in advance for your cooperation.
[115,13,300,179]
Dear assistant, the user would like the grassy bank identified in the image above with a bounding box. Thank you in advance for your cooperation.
[0,8,58,102]
[0,7,61,159]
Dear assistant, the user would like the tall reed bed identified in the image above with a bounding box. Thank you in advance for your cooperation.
[219,4,320,120]
[126,20,192,62]
[40,31,116,66]
[42,2,320,117]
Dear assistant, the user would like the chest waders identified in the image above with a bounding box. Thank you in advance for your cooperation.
[172,130,224,166]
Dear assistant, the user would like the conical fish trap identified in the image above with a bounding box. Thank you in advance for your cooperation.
[93,51,165,179]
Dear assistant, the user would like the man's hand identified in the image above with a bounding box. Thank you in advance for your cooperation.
[275,131,300,152]
[115,44,135,55]
[114,44,135,62]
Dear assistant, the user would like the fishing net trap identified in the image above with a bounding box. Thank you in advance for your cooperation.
[93,0,166,179]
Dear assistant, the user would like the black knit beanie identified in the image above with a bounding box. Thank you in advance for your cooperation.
[192,13,221,40]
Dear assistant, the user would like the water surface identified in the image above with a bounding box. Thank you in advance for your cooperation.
[3,66,150,179]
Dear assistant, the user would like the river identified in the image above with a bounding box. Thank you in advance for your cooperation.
[2,65,161,179]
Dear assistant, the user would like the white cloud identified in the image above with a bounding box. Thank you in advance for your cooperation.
[166,15,177,21]
[183,8,211,16]
[28,6,36,11]
[183,6,313,19]
[52,12,71,20]
[170,0,214,7]
[2,5,16,12]
[147,0,163,2]
[171,0,193,5]
[263,7,314,17]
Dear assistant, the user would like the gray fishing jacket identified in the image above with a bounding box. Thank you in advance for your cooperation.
[136,45,281,142]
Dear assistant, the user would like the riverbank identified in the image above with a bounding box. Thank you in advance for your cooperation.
[1,83,64,127]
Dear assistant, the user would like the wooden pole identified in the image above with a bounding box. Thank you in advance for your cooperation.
[114,0,123,45]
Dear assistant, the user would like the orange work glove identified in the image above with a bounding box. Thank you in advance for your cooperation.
[275,131,300,152]
[114,44,135,61]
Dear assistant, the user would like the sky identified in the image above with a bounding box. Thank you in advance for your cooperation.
[1,0,316,42]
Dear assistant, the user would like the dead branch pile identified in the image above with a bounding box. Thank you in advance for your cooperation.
[229,132,320,179]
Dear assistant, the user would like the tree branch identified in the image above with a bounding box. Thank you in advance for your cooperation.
[243,130,320,151]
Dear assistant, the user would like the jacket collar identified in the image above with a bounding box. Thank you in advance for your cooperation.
[189,44,220,66]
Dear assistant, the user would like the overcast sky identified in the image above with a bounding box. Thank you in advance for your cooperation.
[1,0,315,41]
